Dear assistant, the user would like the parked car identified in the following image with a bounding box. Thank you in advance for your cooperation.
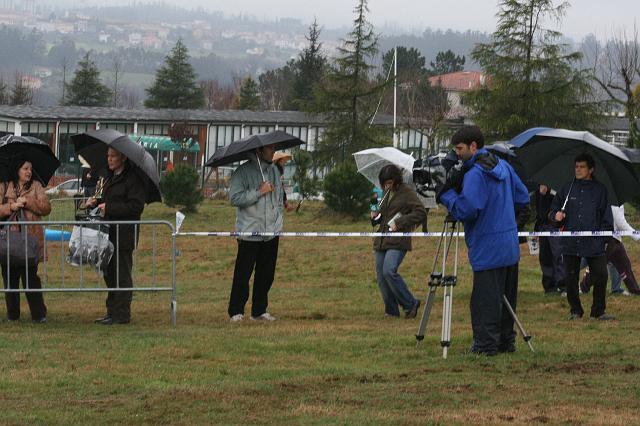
[45,178,82,197]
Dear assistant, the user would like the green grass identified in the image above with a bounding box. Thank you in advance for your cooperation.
[2,200,640,424]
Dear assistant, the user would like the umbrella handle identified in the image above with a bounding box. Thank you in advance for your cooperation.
[256,153,266,182]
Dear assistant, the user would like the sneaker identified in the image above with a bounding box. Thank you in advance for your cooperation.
[251,312,276,321]
[568,313,583,320]
[230,314,244,322]
[590,313,616,321]
[622,290,631,296]
[405,300,421,319]
[32,317,47,324]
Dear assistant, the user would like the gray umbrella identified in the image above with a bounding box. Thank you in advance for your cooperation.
[510,128,640,205]
[71,129,161,203]
[204,130,304,168]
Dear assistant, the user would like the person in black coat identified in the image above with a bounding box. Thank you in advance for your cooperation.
[534,184,565,294]
[87,147,146,325]
[550,153,614,321]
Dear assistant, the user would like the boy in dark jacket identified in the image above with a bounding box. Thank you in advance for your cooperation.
[550,153,614,320]
[439,126,530,355]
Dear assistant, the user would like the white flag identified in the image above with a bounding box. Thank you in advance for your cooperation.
[176,211,186,232]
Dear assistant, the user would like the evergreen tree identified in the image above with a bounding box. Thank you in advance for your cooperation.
[259,61,296,110]
[311,0,388,165]
[64,52,112,107]
[467,0,601,139]
[381,46,428,78]
[10,74,34,105]
[145,40,204,109]
[239,76,261,110]
[291,149,320,212]
[429,50,465,75]
[292,19,328,109]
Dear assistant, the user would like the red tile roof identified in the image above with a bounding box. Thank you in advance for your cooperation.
[428,71,487,92]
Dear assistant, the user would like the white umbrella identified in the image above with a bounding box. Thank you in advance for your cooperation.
[353,147,415,189]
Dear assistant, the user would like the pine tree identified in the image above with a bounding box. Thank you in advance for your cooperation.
[311,0,388,165]
[239,76,261,110]
[145,40,205,109]
[64,52,112,107]
[10,74,34,105]
[429,50,465,75]
[467,0,601,139]
[292,19,327,109]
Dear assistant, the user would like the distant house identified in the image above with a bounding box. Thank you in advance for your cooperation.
[142,35,162,49]
[20,75,41,90]
[98,32,110,43]
[428,71,487,122]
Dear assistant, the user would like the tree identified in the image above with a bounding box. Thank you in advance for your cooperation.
[323,161,372,217]
[145,40,205,109]
[64,52,112,107]
[291,19,328,109]
[10,73,34,106]
[429,49,466,75]
[239,76,261,110]
[467,0,602,139]
[590,26,640,147]
[291,149,320,212]
[0,75,9,105]
[112,57,123,108]
[200,79,237,110]
[159,164,204,213]
[259,61,296,110]
[381,46,428,78]
[311,0,388,165]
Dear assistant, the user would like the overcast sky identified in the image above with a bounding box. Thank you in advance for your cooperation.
[68,0,637,40]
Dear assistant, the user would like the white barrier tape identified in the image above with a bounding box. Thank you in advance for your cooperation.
[177,230,640,238]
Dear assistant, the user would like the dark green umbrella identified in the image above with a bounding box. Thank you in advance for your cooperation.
[0,135,60,185]
[510,128,640,205]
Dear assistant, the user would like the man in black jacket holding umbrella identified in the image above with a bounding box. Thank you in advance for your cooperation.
[87,147,146,325]
[550,153,614,321]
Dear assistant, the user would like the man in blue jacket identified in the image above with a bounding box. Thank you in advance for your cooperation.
[438,126,530,356]
[549,153,614,320]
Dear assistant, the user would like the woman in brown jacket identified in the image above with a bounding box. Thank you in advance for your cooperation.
[371,165,426,319]
[0,158,51,323]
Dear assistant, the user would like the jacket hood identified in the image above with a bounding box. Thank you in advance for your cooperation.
[465,148,508,182]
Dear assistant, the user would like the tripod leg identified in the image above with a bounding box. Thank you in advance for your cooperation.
[502,295,534,353]
[441,284,453,359]
[415,286,438,348]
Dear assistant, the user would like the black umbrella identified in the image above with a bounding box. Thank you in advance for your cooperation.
[204,130,304,168]
[510,128,640,205]
[71,129,161,203]
[0,135,60,185]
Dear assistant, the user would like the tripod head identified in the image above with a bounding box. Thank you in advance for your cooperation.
[444,213,457,224]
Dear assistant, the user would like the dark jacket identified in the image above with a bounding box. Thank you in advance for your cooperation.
[103,164,146,251]
[373,183,426,251]
[549,178,613,257]
[534,189,555,230]
[440,149,530,272]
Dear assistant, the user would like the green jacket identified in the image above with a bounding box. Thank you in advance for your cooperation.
[229,153,284,241]
[373,183,427,251]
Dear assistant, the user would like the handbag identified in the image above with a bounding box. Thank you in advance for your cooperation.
[0,210,41,267]
[67,208,114,274]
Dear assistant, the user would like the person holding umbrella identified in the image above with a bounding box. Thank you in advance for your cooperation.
[0,157,51,323]
[86,147,147,325]
[550,153,615,321]
[228,144,284,322]
[371,164,426,319]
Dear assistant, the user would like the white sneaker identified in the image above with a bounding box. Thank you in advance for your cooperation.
[622,290,631,296]
[251,312,277,321]
[230,314,244,322]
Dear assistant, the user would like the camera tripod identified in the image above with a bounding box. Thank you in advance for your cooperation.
[415,217,534,358]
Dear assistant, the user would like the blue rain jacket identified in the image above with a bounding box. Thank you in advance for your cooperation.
[440,148,530,272]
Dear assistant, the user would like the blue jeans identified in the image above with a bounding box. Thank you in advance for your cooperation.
[375,249,417,316]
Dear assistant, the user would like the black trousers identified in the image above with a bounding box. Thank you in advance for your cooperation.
[2,263,47,321]
[228,237,279,318]
[564,255,607,317]
[538,225,565,292]
[470,263,519,353]
[104,249,133,321]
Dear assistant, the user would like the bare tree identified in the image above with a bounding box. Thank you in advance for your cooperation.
[60,56,68,105]
[590,25,640,147]
[118,86,141,109]
[0,74,9,105]
[199,79,238,110]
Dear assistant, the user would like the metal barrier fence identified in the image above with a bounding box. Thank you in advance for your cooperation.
[0,218,177,325]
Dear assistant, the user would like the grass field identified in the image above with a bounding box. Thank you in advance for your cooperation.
[2,200,640,425]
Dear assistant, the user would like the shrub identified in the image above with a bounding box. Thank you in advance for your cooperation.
[292,149,320,212]
[159,164,204,213]
[323,161,372,218]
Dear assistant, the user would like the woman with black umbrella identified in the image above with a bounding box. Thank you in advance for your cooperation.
[0,157,51,323]
[86,147,146,325]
